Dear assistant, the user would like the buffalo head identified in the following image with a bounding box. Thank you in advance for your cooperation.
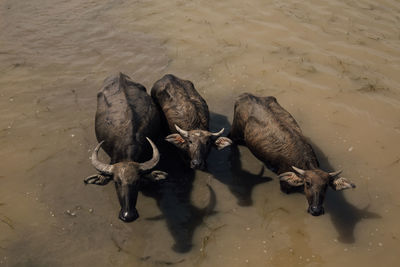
[279,166,355,216]
[165,124,232,170]
[84,138,166,222]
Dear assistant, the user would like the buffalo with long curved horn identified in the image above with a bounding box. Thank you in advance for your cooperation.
[84,73,167,222]
[86,138,161,182]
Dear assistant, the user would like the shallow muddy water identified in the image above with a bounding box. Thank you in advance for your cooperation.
[1,0,400,266]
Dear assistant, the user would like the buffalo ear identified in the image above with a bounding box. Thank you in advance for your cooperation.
[147,170,168,181]
[165,133,186,148]
[214,137,232,150]
[279,172,304,187]
[330,177,356,191]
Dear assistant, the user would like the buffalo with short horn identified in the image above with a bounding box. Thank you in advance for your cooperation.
[151,74,232,170]
[84,73,166,222]
[229,93,355,216]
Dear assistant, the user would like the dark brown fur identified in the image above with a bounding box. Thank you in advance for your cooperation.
[92,73,162,222]
[151,74,231,169]
[151,74,209,132]
[230,93,318,173]
[230,93,355,216]
[96,73,160,162]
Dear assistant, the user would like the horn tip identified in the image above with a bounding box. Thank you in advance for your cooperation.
[329,169,343,177]
[291,166,306,174]
[145,137,155,144]
[94,140,106,152]
[98,140,105,146]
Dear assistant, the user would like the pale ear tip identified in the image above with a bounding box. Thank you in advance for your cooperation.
[164,136,174,143]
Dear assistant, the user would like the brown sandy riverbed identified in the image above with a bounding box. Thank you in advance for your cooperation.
[0,0,399,266]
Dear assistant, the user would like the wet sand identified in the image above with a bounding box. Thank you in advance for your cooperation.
[0,0,399,266]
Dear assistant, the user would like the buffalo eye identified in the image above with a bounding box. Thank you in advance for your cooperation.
[305,181,311,188]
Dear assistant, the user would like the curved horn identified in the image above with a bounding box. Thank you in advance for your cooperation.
[139,137,160,172]
[91,141,114,175]
[211,128,225,137]
[329,170,343,178]
[175,124,189,138]
[292,166,306,175]
[279,172,295,180]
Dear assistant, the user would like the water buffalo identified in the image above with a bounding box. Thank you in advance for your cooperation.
[229,93,356,216]
[151,74,232,170]
[84,73,166,222]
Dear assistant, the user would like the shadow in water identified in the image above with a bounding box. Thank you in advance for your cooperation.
[310,140,381,243]
[207,112,273,206]
[209,111,380,243]
[140,141,216,253]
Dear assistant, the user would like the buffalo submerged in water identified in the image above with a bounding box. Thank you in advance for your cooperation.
[84,73,167,222]
[151,74,232,170]
[229,93,356,216]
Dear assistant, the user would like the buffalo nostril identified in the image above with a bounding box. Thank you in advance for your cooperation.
[308,205,324,216]
[190,159,201,168]
[191,162,207,170]
[118,209,139,222]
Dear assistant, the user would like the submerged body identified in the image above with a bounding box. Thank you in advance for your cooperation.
[151,74,231,170]
[230,94,317,173]
[85,73,164,222]
[95,73,161,162]
[230,93,355,216]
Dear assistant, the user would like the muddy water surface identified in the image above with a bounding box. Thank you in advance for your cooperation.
[1,0,399,266]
